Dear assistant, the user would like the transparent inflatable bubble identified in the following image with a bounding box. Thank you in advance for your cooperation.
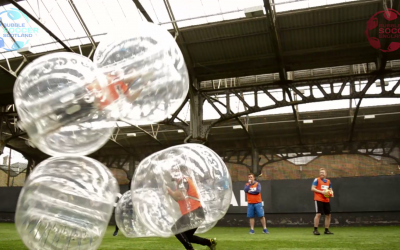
[115,191,156,238]
[13,52,117,156]
[131,144,232,237]
[94,21,189,125]
[15,156,119,250]
[195,221,218,234]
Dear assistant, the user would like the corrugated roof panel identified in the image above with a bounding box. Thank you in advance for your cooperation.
[278,1,379,29]
[187,34,273,63]
[181,17,267,43]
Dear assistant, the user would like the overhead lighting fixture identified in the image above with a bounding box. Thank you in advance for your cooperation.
[244,6,265,18]
[127,133,136,137]
[364,115,375,119]
[177,129,184,133]
[232,125,243,129]
[303,120,313,124]
[317,151,322,154]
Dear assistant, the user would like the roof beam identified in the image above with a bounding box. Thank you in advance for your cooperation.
[131,124,163,145]
[202,70,400,140]
[132,0,153,23]
[348,74,379,142]
[207,95,256,148]
[163,0,195,80]
[263,0,286,80]
[8,0,74,53]
[68,0,96,57]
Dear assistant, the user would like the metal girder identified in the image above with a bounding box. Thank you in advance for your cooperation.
[8,0,74,53]
[219,139,400,174]
[159,96,190,132]
[203,94,256,148]
[221,150,252,172]
[348,74,379,142]
[68,0,96,57]
[284,87,302,144]
[348,8,389,142]
[4,143,43,161]
[263,0,286,80]
[108,139,135,156]
[163,0,195,79]
[132,0,153,23]
[201,71,400,141]
[131,124,162,145]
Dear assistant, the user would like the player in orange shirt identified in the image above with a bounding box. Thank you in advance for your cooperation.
[244,173,268,234]
[166,167,217,250]
[311,168,334,235]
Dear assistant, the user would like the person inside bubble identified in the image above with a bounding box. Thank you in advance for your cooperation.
[86,68,152,110]
[165,164,218,250]
[48,68,153,129]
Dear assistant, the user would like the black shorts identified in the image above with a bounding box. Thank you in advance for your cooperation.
[315,201,331,215]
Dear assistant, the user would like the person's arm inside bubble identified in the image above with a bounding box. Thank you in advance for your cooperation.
[166,178,189,202]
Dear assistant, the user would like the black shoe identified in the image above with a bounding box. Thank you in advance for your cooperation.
[313,230,320,235]
[113,230,118,236]
[324,230,334,235]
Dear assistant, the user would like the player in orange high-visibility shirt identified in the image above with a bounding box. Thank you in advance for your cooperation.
[86,69,151,110]
[244,173,268,234]
[311,168,334,235]
[53,69,151,127]
[166,168,217,250]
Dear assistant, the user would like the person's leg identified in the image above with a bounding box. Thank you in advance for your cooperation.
[249,218,255,229]
[314,201,323,235]
[260,217,266,229]
[324,202,333,234]
[325,214,331,229]
[113,225,119,236]
[314,213,321,228]
[175,232,194,250]
[185,228,212,247]
[247,204,255,233]
[255,203,268,233]
[173,214,195,249]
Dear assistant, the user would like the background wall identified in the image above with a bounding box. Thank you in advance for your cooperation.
[1,175,399,226]
[226,152,400,182]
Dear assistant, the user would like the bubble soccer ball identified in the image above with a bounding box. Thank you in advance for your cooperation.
[93,21,189,125]
[15,156,119,250]
[365,8,400,52]
[13,52,117,156]
[195,221,218,234]
[115,191,156,238]
[131,144,232,237]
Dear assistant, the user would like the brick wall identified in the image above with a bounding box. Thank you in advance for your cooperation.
[0,171,26,187]
[226,153,400,182]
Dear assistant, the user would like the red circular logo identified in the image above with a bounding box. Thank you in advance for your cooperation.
[366,9,400,52]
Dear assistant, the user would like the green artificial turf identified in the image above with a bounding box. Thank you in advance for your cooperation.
[1,223,399,250]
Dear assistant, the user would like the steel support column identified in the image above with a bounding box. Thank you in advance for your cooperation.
[128,156,135,180]
[252,147,260,175]
[185,79,206,143]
